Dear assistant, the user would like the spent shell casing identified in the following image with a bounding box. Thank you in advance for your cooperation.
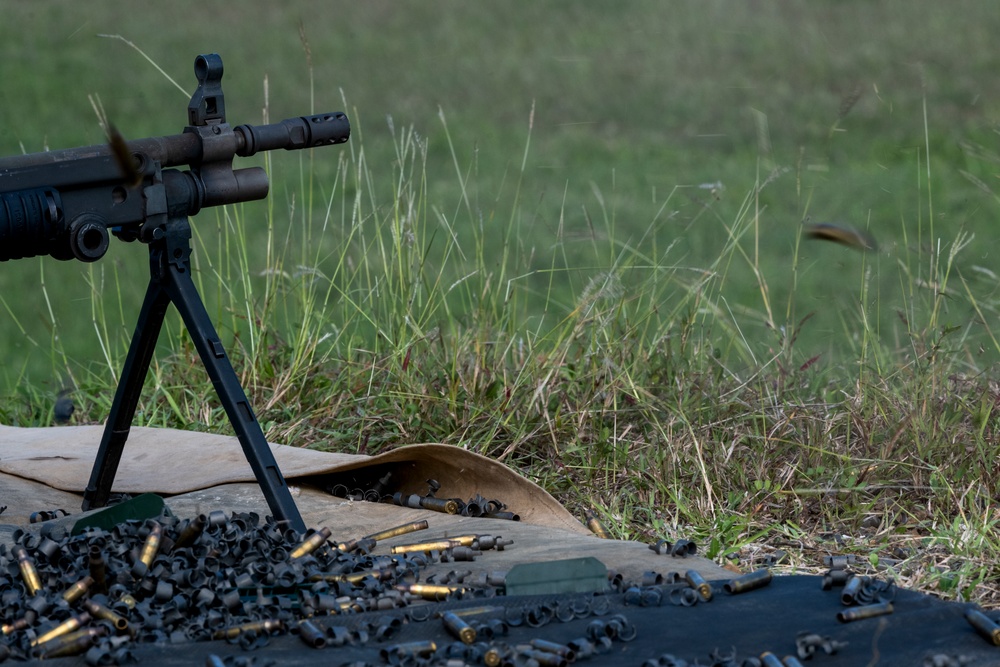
[139,521,162,568]
[420,497,460,514]
[88,546,108,594]
[31,612,91,647]
[530,638,576,660]
[82,599,130,632]
[724,568,772,595]
[759,652,784,667]
[398,584,464,600]
[441,611,477,644]
[585,511,610,539]
[965,609,1000,646]
[364,519,430,543]
[35,627,104,659]
[782,656,806,667]
[391,539,462,554]
[173,514,207,549]
[62,576,94,603]
[1,615,33,636]
[290,526,332,559]
[684,569,713,601]
[836,601,894,623]
[483,647,502,667]
[212,619,284,640]
[12,546,42,596]
[381,640,437,660]
[840,575,863,604]
[297,620,327,648]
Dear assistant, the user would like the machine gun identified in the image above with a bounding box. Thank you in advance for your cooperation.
[0,54,351,532]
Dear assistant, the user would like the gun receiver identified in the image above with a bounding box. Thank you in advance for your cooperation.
[0,54,350,532]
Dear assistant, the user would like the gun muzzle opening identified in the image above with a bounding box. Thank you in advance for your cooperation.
[69,215,111,262]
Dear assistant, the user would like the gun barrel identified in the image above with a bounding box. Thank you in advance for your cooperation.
[0,112,349,185]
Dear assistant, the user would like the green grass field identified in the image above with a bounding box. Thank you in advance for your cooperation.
[2,2,1000,604]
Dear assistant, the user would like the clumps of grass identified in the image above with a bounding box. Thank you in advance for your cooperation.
[7,97,1000,609]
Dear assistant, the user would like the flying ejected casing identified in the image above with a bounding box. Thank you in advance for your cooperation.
[30,612,92,647]
[391,539,462,554]
[139,521,162,568]
[62,576,94,603]
[965,609,1000,646]
[297,620,327,648]
[684,569,713,601]
[724,568,773,595]
[836,601,894,623]
[12,546,42,595]
[441,611,477,644]
[35,627,105,659]
[420,497,460,514]
[585,511,611,539]
[290,526,332,559]
[82,599,130,632]
[212,619,285,640]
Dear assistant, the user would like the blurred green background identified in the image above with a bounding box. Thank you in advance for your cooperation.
[2,1,999,394]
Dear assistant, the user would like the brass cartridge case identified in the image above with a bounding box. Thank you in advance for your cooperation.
[88,546,108,594]
[173,514,207,549]
[530,638,576,660]
[82,599,130,632]
[585,511,610,539]
[290,526,332,559]
[398,584,464,600]
[139,522,162,568]
[1,615,33,636]
[420,497,460,514]
[441,611,477,644]
[212,619,284,640]
[840,575,863,605]
[31,612,92,647]
[35,627,104,659]
[684,569,713,601]
[965,609,1000,646]
[836,601,893,623]
[381,640,437,660]
[365,520,430,543]
[297,620,327,648]
[12,546,42,596]
[782,656,806,667]
[390,539,461,554]
[523,649,567,667]
[724,569,772,595]
[62,576,94,603]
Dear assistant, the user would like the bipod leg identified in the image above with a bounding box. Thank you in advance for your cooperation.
[82,275,171,511]
[159,226,306,532]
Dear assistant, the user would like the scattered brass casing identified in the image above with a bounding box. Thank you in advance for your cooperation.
[82,599,130,632]
[420,497,460,514]
[441,611,477,644]
[291,527,332,559]
[139,522,162,568]
[212,619,285,640]
[965,609,1000,646]
[35,627,104,659]
[585,511,610,539]
[12,546,42,596]
[758,652,784,667]
[62,576,94,603]
[398,584,464,600]
[684,569,713,601]
[173,514,207,550]
[390,539,461,554]
[836,601,894,623]
[724,569,772,595]
[31,613,91,648]
[297,620,327,648]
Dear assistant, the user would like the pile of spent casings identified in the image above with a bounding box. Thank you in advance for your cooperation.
[0,510,502,663]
